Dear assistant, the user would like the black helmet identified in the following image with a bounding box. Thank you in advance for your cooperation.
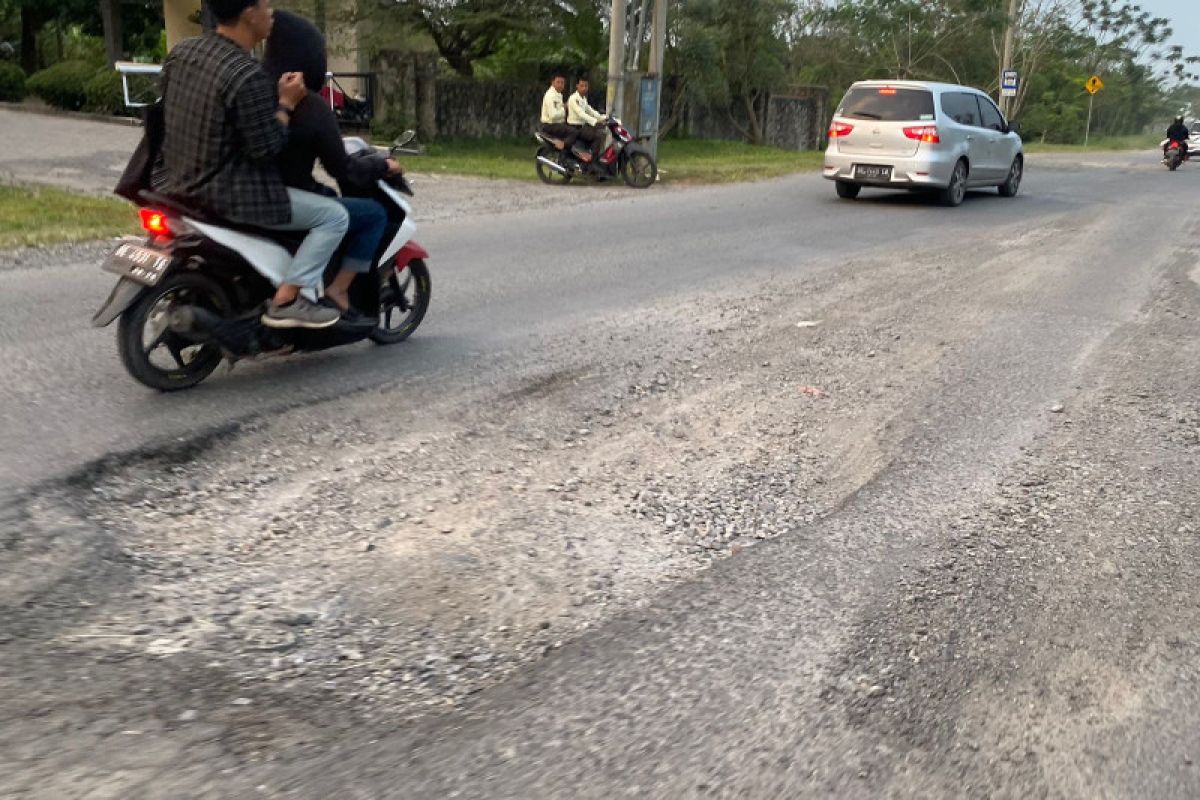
[1176,115,1186,125]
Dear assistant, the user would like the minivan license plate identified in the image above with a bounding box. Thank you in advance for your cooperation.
[854,164,892,181]
[102,243,171,286]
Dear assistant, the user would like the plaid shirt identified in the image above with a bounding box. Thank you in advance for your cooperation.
[154,32,290,225]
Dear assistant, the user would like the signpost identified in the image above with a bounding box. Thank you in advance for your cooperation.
[1084,74,1104,147]
[1001,70,1019,98]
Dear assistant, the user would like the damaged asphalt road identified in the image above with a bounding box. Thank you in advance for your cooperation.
[3,154,1200,798]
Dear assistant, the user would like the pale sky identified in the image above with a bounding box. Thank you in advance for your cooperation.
[1137,0,1199,65]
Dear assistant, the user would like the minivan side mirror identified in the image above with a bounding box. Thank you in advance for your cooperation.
[1006,120,1022,136]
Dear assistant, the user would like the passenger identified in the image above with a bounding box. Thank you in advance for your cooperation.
[262,10,403,321]
[154,0,347,329]
[540,72,579,151]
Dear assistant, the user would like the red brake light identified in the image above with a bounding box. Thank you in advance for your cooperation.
[878,87,897,95]
[828,121,854,138]
[139,208,171,237]
[903,125,940,144]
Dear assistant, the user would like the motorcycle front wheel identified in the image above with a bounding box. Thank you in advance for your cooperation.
[117,272,229,391]
[622,151,658,188]
[535,147,573,185]
[371,258,431,345]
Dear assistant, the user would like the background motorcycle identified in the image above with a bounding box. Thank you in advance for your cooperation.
[534,117,658,188]
[1160,135,1198,171]
[93,134,432,391]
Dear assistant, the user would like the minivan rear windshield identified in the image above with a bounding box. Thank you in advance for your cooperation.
[836,87,935,122]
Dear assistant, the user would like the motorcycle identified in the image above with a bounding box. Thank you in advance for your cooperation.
[534,116,658,188]
[93,133,432,391]
[1162,139,1188,171]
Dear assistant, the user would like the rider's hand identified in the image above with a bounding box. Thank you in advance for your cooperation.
[277,72,307,110]
[386,158,404,177]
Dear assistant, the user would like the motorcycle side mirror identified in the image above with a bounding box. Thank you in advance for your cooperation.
[394,130,417,148]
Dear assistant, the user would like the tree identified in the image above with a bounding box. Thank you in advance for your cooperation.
[664,0,790,144]
[390,0,553,77]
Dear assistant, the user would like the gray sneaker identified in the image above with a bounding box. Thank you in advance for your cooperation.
[261,296,340,329]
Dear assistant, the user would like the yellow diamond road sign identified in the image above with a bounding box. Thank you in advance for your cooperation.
[1086,75,1104,94]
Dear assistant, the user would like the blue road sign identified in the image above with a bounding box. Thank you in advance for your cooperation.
[1001,69,1019,97]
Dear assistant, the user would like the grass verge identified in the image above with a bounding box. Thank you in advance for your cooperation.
[401,138,823,183]
[0,183,137,249]
[1024,134,1160,153]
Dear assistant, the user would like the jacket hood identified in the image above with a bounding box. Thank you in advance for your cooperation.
[262,10,327,94]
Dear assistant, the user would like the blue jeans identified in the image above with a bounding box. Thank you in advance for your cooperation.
[261,188,349,289]
[337,197,389,273]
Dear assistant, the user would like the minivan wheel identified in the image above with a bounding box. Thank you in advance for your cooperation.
[998,156,1023,197]
[835,181,861,200]
[939,160,968,207]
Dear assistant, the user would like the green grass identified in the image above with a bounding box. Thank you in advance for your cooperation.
[1024,134,1161,153]
[0,183,137,248]
[400,138,824,183]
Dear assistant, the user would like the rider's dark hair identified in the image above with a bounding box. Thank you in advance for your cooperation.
[576,75,590,85]
[208,0,260,24]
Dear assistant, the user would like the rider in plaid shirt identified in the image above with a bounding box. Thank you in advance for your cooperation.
[154,0,348,329]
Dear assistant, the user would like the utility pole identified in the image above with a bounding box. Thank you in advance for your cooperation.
[607,0,628,117]
[646,0,667,160]
[998,0,1021,117]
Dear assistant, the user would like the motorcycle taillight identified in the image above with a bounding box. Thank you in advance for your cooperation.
[139,208,171,237]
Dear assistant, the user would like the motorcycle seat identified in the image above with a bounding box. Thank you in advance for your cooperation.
[535,133,567,151]
[137,191,306,253]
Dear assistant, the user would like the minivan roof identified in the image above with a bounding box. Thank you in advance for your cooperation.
[849,79,985,95]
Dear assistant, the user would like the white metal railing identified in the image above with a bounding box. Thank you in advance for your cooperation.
[115,61,162,109]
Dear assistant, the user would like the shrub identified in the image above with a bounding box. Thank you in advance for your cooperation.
[27,60,94,110]
[84,68,125,115]
[0,62,25,102]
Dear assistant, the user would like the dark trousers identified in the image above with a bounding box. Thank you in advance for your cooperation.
[540,123,578,149]
[572,123,604,157]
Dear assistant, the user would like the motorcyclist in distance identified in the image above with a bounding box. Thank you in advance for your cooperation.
[1165,115,1190,161]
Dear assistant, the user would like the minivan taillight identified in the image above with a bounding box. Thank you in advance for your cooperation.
[828,122,854,138]
[903,125,940,144]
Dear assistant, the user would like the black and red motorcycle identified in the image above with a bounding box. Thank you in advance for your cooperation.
[1161,138,1190,171]
[534,116,658,188]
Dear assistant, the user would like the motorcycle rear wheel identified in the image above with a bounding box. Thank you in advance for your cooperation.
[371,258,431,345]
[117,272,229,391]
[536,147,573,185]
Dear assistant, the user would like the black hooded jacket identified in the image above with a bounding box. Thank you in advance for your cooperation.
[1167,120,1190,144]
[262,11,387,195]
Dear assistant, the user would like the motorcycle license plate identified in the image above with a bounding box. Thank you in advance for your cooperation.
[102,243,171,286]
[854,164,892,181]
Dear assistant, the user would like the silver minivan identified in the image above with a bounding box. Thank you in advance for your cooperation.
[823,80,1024,206]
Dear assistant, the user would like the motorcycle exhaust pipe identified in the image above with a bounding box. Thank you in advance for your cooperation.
[536,156,569,175]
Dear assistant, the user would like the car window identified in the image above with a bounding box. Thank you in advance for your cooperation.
[941,92,981,127]
[977,96,1006,132]
[837,86,935,122]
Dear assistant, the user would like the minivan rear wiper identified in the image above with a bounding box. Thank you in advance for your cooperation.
[846,112,883,120]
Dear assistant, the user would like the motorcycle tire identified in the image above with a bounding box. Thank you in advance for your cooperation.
[621,151,658,189]
[117,272,230,391]
[371,258,431,345]
[535,147,573,185]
